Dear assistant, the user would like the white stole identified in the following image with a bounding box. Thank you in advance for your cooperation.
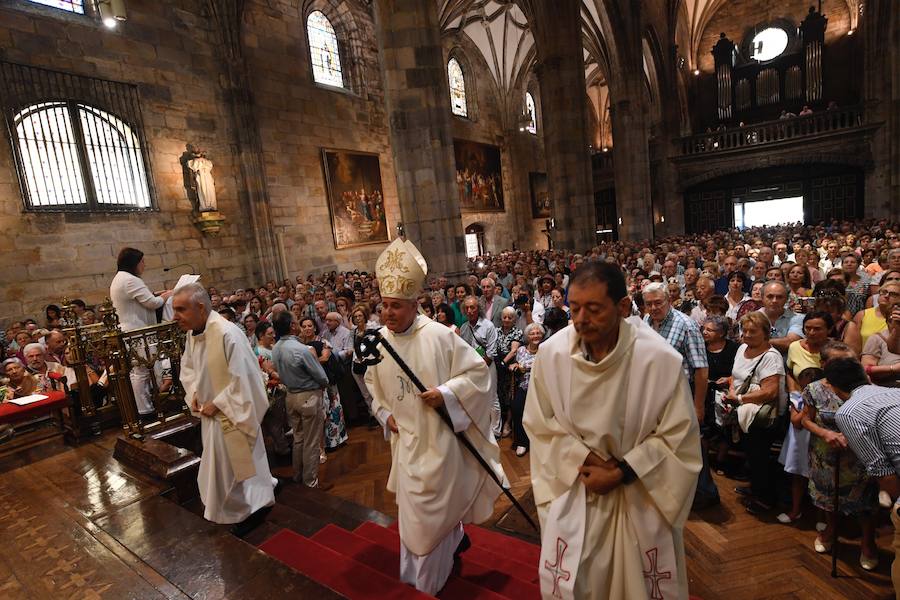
[204,316,257,482]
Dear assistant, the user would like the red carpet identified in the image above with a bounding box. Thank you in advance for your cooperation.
[258,520,541,599]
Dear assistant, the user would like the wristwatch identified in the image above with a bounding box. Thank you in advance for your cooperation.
[617,459,637,485]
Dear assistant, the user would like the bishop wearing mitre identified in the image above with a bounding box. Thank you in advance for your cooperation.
[524,262,701,600]
[364,238,506,595]
[173,283,276,533]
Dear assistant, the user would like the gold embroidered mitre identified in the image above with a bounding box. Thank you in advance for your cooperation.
[376,238,427,300]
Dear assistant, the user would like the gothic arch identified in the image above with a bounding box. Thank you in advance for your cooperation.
[679,152,872,190]
[300,0,366,95]
[445,46,481,121]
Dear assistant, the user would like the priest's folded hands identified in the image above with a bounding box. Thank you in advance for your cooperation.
[578,452,624,495]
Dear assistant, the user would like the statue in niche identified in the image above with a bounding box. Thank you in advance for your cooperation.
[181,144,217,213]
[181,143,226,236]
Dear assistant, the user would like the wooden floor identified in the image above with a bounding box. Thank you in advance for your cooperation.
[0,425,894,599]
[316,425,896,600]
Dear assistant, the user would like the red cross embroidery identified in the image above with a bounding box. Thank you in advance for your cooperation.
[642,547,672,600]
[543,537,571,599]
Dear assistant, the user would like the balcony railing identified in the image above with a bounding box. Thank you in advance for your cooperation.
[678,106,865,156]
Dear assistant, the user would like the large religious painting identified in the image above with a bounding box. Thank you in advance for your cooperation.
[453,139,505,213]
[529,172,550,219]
[322,150,389,249]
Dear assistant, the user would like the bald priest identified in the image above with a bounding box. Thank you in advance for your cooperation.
[173,283,277,534]
[364,238,507,595]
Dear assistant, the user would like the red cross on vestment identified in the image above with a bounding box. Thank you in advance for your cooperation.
[543,537,571,599]
[642,547,672,600]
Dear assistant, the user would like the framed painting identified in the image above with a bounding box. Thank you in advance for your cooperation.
[322,149,389,249]
[453,139,505,213]
[529,171,550,219]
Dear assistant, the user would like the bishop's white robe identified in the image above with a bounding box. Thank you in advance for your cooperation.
[364,315,506,594]
[524,319,701,600]
[180,311,276,524]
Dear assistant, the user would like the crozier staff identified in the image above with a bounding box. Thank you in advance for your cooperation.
[173,283,276,535]
[109,247,173,415]
[364,238,506,595]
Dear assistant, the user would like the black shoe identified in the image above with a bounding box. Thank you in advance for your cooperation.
[745,500,773,516]
[230,505,273,538]
[453,533,471,561]
[734,486,753,498]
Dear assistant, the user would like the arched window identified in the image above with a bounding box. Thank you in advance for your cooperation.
[27,0,84,14]
[307,10,343,88]
[525,92,537,134]
[448,58,468,117]
[13,102,152,210]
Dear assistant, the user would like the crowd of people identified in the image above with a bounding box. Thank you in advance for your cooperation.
[2,219,900,575]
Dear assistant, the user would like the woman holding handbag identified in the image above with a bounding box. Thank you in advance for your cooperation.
[723,311,787,515]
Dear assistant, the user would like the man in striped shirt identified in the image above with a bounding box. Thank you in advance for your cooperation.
[826,357,898,581]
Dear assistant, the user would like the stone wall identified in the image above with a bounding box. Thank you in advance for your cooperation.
[242,0,400,277]
[443,34,545,255]
[0,0,255,321]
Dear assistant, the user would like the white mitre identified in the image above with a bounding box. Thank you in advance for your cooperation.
[375,237,428,300]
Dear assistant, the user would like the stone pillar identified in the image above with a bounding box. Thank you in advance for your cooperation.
[374,0,466,276]
[207,0,281,282]
[609,82,654,242]
[529,0,595,252]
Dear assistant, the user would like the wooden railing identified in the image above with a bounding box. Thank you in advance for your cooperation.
[678,106,864,156]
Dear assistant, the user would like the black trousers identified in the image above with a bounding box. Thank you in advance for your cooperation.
[746,425,778,505]
[511,385,530,449]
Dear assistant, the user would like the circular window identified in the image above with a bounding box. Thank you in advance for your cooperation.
[750,27,789,62]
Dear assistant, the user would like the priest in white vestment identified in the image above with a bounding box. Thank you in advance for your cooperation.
[524,262,702,600]
[173,283,276,528]
[364,238,506,595]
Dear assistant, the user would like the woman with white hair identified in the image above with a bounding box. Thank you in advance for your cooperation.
[495,306,524,438]
[509,322,545,456]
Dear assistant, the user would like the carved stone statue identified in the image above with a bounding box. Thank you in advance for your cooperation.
[186,149,217,212]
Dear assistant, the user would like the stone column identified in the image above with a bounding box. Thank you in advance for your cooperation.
[528,0,595,252]
[609,80,654,242]
[207,0,281,282]
[374,0,466,276]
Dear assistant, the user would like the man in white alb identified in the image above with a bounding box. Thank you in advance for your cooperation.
[524,262,702,600]
[364,238,505,595]
[172,283,276,535]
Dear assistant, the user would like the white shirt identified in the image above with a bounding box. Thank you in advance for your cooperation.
[110,271,164,331]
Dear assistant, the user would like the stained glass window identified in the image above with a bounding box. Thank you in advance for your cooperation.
[448,58,468,117]
[307,11,344,88]
[525,92,537,134]
[27,0,84,14]
[13,102,151,210]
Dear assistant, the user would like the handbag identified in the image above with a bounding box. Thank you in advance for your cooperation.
[747,349,781,431]
[716,352,766,427]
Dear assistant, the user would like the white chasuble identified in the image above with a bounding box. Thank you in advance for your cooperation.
[180,311,276,524]
[524,319,702,600]
[365,316,506,557]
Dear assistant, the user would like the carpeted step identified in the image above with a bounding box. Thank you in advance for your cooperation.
[353,521,539,598]
[358,521,538,585]
[259,528,431,600]
[387,520,541,567]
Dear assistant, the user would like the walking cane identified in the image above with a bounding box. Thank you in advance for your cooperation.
[831,448,840,578]
[356,329,539,532]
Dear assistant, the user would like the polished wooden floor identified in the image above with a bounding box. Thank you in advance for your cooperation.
[317,425,896,600]
[0,425,894,599]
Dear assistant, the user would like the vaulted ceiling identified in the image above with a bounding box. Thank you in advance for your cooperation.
[437,1,535,99]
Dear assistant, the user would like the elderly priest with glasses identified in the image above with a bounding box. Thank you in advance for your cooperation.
[364,238,507,595]
[172,282,277,536]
